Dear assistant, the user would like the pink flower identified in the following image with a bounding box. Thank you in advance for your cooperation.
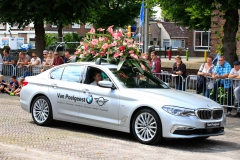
[102,43,109,50]
[99,36,105,42]
[91,51,95,55]
[118,29,123,37]
[111,41,117,46]
[89,28,95,34]
[84,45,89,51]
[129,50,134,54]
[97,28,105,31]
[120,52,123,56]
[130,54,138,59]
[107,25,114,35]
[80,42,83,45]
[99,51,105,56]
[119,46,125,51]
[136,42,143,45]
[105,37,108,41]
[114,52,120,58]
[91,39,99,45]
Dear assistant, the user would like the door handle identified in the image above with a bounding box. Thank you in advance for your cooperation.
[51,83,58,88]
[82,89,89,94]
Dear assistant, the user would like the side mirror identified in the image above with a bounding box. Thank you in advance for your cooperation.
[98,81,116,89]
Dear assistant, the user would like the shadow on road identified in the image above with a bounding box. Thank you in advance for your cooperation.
[30,120,240,153]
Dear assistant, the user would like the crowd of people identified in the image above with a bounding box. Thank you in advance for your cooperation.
[0,49,73,96]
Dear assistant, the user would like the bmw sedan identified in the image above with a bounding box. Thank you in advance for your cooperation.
[20,61,226,145]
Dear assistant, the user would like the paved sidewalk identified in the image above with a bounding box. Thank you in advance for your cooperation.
[0,93,240,159]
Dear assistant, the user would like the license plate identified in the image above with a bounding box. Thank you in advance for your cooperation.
[206,122,220,128]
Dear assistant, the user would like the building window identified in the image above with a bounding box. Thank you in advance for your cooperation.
[72,23,80,28]
[85,23,93,29]
[194,30,210,51]
[163,39,170,48]
[171,39,185,49]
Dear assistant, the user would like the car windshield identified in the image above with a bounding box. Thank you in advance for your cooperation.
[110,68,169,89]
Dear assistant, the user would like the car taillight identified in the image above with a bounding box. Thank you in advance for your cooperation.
[23,80,28,87]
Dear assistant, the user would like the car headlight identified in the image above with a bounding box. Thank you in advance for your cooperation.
[162,106,196,117]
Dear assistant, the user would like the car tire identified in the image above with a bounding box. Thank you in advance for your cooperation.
[132,108,163,145]
[31,96,53,126]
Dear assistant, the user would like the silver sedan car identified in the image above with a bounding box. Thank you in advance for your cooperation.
[20,61,226,145]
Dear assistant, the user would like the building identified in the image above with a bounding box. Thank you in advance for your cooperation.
[0,23,93,49]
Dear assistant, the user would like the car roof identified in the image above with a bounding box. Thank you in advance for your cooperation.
[69,62,118,69]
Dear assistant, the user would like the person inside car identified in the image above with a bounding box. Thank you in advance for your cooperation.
[90,71,102,86]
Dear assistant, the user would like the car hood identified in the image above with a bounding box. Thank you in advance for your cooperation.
[126,88,221,110]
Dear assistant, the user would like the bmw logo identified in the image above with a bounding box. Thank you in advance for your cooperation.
[86,95,93,104]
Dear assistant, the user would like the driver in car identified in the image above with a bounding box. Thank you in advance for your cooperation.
[90,71,102,86]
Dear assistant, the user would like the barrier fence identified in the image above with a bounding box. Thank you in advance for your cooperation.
[1,64,240,109]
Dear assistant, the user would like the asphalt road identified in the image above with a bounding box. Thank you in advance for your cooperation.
[0,92,240,160]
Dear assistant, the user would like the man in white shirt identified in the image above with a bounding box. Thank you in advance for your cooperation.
[228,61,240,117]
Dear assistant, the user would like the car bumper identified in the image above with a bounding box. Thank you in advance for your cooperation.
[160,112,226,138]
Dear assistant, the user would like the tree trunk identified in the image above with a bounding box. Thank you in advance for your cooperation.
[34,22,45,60]
[58,24,63,42]
[222,9,239,66]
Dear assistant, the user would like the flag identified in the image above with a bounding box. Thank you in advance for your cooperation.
[139,1,144,27]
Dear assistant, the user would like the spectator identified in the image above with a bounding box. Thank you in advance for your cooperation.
[0,53,2,74]
[0,74,7,93]
[28,52,41,67]
[212,56,233,115]
[16,51,31,68]
[64,51,71,63]
[141,52,151,71]
[172,55,187,91]
[41,52,53,72]
[2,49,15,65]
[23,52,41,77]
[52,51,64,66]
[4,76,19,95]
[151,51,161,79]
[197,55,215,97]
[13,78,24,96]
[228,61,240,117]
[42,50,48,65]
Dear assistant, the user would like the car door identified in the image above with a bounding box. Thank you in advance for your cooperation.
[48,65,85,119]
[79,66,120,126]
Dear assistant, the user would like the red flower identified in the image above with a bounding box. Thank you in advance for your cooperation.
[119,46,125,51]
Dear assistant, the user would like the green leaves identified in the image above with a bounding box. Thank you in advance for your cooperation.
[117,59,125,71]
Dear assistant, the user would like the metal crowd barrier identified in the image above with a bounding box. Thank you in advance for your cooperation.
[1,64,15,82]
[154,72,185,91]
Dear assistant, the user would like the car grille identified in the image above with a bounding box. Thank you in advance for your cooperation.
[173,127,224,135]
[197,109,223,120]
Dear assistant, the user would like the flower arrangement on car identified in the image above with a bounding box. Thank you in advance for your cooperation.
[75,25,151,74]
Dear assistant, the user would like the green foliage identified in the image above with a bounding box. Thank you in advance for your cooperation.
[64,33,82,49]
[45,33,58,49]
[87,0,141,28]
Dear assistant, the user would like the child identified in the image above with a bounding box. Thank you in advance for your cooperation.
[13,78,24,96]
[0,74,7,93]
[4,76,19,95]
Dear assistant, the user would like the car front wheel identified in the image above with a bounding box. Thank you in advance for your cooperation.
[31,96,53,126]
[132,108,163,145]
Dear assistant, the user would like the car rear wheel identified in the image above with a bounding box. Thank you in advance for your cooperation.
[132,108,163,145]
[31,96,53,126]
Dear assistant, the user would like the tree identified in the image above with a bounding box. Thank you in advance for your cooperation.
[0,0,103,58]
[87,0,141,28]
[158,0,239,65]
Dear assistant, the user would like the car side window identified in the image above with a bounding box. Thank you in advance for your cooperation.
[50,67,64,80]
[61,65,85,83]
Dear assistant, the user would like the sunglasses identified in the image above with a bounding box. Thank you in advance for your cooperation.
[54,54,58,55]
[32,56,36,57]
[43,54,47,55]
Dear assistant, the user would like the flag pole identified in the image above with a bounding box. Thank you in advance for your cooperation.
[144,8,149,53]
